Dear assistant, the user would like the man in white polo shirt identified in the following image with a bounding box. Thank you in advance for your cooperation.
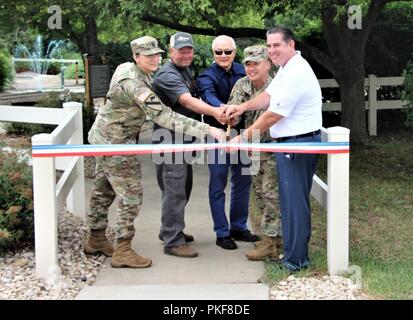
[226,26,322,272]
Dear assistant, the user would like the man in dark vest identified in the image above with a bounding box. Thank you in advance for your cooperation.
[152,32,227,258]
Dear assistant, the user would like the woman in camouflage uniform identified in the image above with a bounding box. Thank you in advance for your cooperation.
[84,36,224,268]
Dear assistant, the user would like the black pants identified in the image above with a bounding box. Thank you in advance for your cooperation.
[156,160,193,248]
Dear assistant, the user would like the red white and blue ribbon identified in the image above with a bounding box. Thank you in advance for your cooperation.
[32,142,349,158]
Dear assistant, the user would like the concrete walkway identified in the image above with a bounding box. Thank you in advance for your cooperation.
[76,130,268,300]
[0,72,84,104]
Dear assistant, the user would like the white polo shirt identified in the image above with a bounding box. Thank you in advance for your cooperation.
[266,51,322,138]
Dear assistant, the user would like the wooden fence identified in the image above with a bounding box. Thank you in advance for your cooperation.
[319,75,407,136]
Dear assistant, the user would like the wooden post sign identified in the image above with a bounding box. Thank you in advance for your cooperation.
[83,54,111,108]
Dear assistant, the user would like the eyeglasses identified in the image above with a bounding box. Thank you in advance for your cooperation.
[214,50,234,55]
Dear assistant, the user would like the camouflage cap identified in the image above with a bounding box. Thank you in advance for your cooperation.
[130,36,165,55]
[170,32,194,49]
[243,45,268,64]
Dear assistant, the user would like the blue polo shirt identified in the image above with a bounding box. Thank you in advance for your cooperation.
[197,62,245,129]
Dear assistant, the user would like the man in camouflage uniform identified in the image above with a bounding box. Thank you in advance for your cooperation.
[84,36,224,268]
[227,45,282,261]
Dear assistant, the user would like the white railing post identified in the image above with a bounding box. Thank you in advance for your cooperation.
[62,102,85,218]
[327,126,350,275]
[32,133,59,280]
[368,75,378,136]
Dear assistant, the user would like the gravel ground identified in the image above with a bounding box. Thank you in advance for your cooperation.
[0,207,370,300]
[0,209,115,300]
[1,160,371,300]
[270,275,371,300]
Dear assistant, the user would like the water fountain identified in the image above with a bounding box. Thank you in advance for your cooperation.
[0,35,83,105]
[13,35,67,91]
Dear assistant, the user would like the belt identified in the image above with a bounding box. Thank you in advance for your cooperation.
[274,129,321,142]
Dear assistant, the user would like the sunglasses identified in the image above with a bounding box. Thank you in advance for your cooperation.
[214,50,234,55]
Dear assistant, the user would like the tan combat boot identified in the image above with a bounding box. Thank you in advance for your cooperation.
[111,239,152,268]
[254,237,267,248]
[163,244,198,258]
[254,235,282,248]
[246,236,281,261]
[84,229,114,257]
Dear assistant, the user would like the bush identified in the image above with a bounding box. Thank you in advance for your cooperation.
[64,61,84,80]
[101,42,132,74]
[5,91,95,143]
[5,121,50,137]
[13,60,32,73]
[401,61,413,127]
[0,50,14,92]
[46,61,62,75]
[0,149,34,253]
[192,42,213,78]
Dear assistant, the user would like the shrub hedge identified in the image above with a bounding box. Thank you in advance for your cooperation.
[402,61,413,127]
[0,148,34,253]
[0,50,14,92]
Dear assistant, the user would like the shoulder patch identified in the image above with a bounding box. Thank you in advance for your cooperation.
[136,87,163,112]
[137,88,152,102]
[145,94,163,111]
[144,92,163,112]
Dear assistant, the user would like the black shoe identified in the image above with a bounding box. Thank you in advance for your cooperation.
[216,236,237,250]
[230,229,260,242]
[159,232,194,243]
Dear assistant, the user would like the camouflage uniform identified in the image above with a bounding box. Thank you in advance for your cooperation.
[227,46,281,238]
[88,37,210,240]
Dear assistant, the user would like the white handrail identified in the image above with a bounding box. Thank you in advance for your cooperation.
[310,126,350,275]
[1,102,349,277]
[0,106,67,124]
[0,102,85,280]
[12,58,79,64]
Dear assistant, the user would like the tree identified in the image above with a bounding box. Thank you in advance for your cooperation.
[2,0,411,142]
[0,1,103,58]
[117,0,412,144]
[366,4,413,76]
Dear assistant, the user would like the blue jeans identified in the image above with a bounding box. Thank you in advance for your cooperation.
[207,150,252,238]
[275,134,321,271]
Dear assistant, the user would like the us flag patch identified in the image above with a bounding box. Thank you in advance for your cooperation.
[137,88,152,102]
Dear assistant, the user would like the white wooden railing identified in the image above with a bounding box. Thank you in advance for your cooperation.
[310,126,350,275]
[0,102,85,280]
[320,75,407,136]
[1,102,349,277]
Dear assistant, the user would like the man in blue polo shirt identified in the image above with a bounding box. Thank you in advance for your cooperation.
[197,35,259,250]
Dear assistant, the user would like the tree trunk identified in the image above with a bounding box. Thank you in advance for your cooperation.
[334,58,370,145]
[318,0,390,145]
[84,16,100,59]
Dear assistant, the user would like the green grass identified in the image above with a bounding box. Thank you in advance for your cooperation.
[63,61,84,80]
[261,129,413,299]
